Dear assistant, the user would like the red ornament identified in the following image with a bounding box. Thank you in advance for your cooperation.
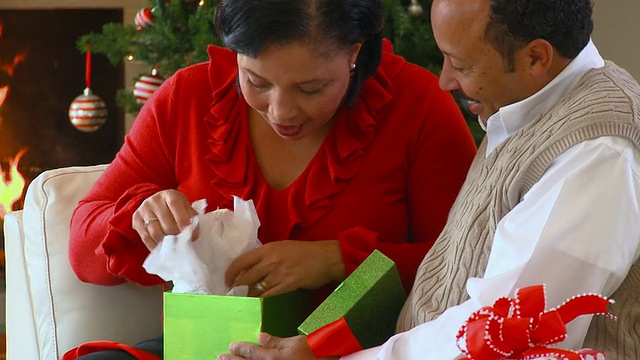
[69,88,108,132]
[135,8,154,31]
[134,69,165,104]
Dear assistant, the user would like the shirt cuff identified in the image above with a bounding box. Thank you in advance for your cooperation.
[338,227,378,276]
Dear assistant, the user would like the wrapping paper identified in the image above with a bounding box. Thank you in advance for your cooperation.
[143,196,261,294]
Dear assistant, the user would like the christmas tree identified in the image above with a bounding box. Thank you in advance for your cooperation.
[77,0,482,141]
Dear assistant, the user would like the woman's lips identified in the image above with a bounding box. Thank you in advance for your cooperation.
[273,123,303,137]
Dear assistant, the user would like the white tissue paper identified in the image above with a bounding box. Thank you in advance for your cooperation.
[142,196,262,295]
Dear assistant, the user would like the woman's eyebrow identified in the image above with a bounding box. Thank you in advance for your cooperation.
[243,68,326,86]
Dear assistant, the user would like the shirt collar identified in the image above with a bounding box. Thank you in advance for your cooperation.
[483,40,605,156]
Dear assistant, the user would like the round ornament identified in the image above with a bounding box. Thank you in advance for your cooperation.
[408,0,424,17]
[68,88,108,132]
[134,70,165,104]
[135,8,154,30]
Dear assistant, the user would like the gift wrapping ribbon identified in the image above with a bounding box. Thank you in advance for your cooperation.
[457,284,614,360]
[62,340,161,360]
[306,317,363,358]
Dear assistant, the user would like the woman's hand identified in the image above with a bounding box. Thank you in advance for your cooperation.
[218,333,336,360]
[225,240,346,297]
[132,189,198,250]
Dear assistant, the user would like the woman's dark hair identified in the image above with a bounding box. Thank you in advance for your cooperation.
[485,0,594,72]
[214,0,383,107]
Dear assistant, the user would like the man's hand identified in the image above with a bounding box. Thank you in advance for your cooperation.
[217,333,337,360]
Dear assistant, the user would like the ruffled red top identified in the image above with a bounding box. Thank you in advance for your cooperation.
[69,41,476,300]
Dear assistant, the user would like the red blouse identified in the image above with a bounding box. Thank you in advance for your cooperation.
[69,42,476,296]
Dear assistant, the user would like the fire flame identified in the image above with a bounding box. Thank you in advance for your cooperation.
[0,21,28,78]
[2,51,27,77]
[0,86,8,107]
[0,149,26,218]
[0,20,29,218]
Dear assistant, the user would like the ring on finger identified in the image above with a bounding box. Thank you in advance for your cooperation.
[143,217,159,228]
[255,279,268,292]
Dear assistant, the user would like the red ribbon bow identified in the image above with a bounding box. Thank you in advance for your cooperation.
[457,284,614,360]
[306,317,363,358]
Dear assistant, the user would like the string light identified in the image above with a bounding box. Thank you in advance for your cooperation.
[408,0,424,17]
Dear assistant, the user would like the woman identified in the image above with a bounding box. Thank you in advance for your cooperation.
[67,0,476,358]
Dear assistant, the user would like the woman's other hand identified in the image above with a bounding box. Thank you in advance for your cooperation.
[132,189,198,251]
[218,333,334,360]
[225,240,346,297]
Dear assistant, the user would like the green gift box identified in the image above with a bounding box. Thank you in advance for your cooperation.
[163,289,314,359]
[298,250,407,356]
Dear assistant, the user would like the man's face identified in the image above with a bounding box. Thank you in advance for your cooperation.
[431,0,533,123]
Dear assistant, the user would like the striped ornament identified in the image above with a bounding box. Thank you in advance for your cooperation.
[135,8,154,30]
[134,71,165,104]
[68,88,108,132]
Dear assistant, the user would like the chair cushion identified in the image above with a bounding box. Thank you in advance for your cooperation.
[4,210,39,360]
[21,165,162,359]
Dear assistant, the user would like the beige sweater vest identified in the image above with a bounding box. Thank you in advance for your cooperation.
[397,62,640,358]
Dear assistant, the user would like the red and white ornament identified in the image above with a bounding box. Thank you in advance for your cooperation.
[135,8,154,30]
[68,87,108,132]
[134,69,165,104]
[69,44,107,132]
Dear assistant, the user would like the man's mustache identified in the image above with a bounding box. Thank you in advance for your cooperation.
[451,89,474,103]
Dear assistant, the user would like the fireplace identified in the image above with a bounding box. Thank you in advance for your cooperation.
[0,8,128,264]
[0,9,126,178]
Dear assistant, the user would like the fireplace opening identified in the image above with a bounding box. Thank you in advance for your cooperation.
[0,8,126,269]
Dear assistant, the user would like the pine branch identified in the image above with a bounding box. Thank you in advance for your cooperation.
[77,0,219,78]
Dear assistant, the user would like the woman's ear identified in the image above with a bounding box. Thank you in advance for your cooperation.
[349,43,363,65]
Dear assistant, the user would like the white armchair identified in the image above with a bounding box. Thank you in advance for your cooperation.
[3,165,163,360]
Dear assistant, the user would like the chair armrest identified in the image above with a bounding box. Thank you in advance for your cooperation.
[11,165,163,359]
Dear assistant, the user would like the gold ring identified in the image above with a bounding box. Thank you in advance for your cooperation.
[143,217,159,228]
[255,280,268,292]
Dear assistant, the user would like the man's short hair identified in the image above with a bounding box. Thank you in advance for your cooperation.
[485,0,594,72]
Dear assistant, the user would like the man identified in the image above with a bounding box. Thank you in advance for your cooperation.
[219,0,640,358]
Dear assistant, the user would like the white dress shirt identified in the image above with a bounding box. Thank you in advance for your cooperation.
[343,41,640,359]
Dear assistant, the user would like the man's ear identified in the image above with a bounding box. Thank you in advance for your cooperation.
[523,38,554,76]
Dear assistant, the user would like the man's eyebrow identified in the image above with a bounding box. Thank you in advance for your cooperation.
[441,50,462,61]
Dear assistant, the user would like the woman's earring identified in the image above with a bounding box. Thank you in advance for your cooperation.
[350,63,356,70]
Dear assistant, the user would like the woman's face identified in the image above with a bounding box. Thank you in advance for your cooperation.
[237,41,360,140]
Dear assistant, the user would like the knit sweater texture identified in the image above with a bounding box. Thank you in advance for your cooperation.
[397,61,640,358]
